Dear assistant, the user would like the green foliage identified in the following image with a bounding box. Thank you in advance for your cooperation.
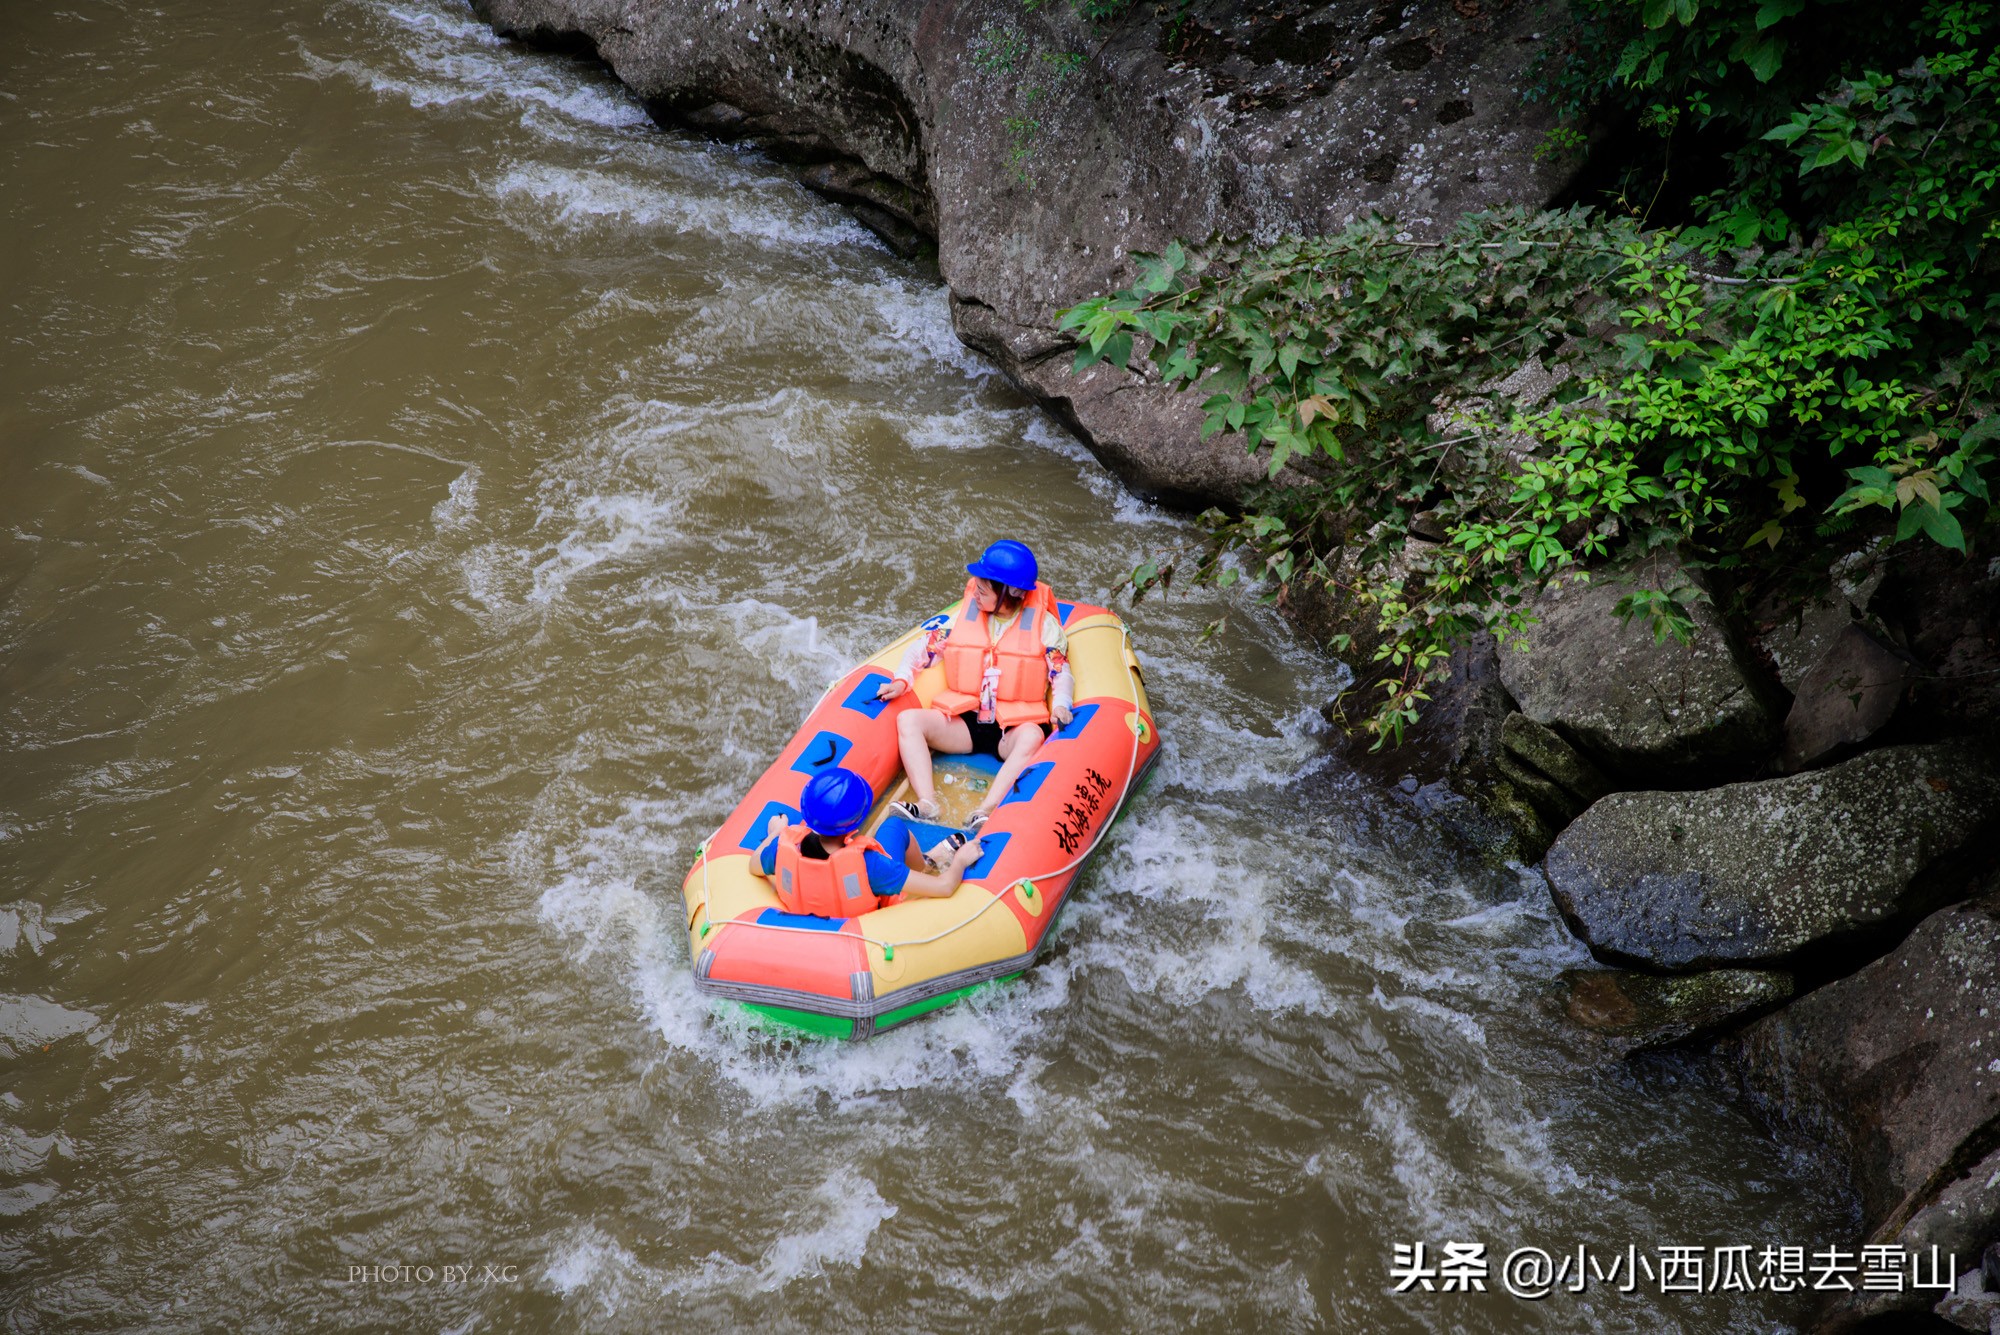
[965,3,1104,182]
[1060,2,1999,744]
[1067,0,1138,21]
[1535,126,1591,163]
[1537,0,1922,131]
[970,21,1028,73]
[1001,115,1042,184]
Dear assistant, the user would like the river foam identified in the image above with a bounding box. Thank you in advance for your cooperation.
[0,0,1857,1330]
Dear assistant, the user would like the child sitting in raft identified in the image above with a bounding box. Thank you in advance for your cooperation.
[874,539,1075,833]
[750,767,985,917]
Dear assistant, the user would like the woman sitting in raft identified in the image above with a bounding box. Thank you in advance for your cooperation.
[875,539,1074,833]
[750,767,985,917]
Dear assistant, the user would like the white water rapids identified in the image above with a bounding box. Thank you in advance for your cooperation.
[0,2,1851,1330]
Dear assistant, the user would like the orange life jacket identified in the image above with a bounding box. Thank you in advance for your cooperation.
[773,825,892,917]
[931,578,1057,730]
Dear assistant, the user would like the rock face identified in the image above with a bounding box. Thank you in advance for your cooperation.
[469,0,1571,504]
[1543,743,2000,972]
[1342,633,1596,861]
[1878,542,2000,742]
[1497,552,1781,782]
[1561,966,1793,1057]
[1780,623,1912,771]
[1733,888,2000,1330]
[1407,710,1612,862]
[1339,632,1511,788]
[1494,711,1610,828]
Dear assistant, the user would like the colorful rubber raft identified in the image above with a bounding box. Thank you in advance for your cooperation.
[680,596,1161,1038]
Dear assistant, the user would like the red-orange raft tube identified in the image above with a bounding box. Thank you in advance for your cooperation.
[680,597,1161,1038]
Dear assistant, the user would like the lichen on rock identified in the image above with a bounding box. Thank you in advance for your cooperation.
[1731,887,2000,1330]
[1496,550,1781,783]
[1543,743,2000,972]
[1560,966,1794,1057]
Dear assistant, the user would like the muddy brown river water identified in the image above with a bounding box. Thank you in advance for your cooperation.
[0,2,1853,1330]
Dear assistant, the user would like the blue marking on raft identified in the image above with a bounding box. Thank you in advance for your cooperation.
[739,800,802,851]
[961,831,1011,881]
[755,908,848,931]
[1001,761,1053,805]
[789,730,854,776]
[839,672,893,720]
[1047,703,1098,743]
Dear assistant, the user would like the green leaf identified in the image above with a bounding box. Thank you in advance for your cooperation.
[1132,253,1176,296]
[1744,519,1785,548]
[1754,0,1802,27]
[1741,35,1784,83]
[1100,330,1134,370]
[1916,502,1968,551]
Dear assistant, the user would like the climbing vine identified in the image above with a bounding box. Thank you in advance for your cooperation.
[1060,0,1999,744]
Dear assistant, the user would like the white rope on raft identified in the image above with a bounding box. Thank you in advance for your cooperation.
[695,620,1147,960]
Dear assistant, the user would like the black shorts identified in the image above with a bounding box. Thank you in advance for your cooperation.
[960,715,1005,758]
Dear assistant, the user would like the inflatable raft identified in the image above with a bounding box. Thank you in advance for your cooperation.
[680,596,1161,1037]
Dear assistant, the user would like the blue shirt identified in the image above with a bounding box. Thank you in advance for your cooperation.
[759,815,914,898]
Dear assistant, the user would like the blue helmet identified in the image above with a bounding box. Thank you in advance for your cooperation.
[967,539,1038,590]
[800,766,873,837]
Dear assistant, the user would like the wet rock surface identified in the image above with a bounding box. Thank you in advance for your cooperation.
[1560,966,1793,1057]
[1732,887,2000,1330]
[1543,744,2000,972]
[1936,1243,2000,1332]
[1495,711,1610,828]
[1345,632,1572,861]
[1339,631,1512,790]
[469,0,1569,504]
[1496,552,1780,783]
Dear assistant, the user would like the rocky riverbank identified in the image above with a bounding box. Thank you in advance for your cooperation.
[1362,537,2000,1330]
[468,0,2000,1325]
[1385,542,2000,1330]
[468,0,1570,505]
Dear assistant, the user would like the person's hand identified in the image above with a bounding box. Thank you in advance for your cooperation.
[876,678,909,702]
[764,815,788,843]
[950,837,983,871]
[1052,703,1073,727]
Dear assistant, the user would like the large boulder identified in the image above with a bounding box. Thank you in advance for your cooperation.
[1877,540,2000,742]
[1494,711,1611,829]
[1779,623,1913,771]
[1497,552,1780,782]
[1731,888,2000,1331]
[1560,966,1793,1058]
[1543,743,2000,972]
[1339,633,1599,862]
[470,0,1572,504]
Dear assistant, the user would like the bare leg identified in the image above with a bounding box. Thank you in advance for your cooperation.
[975,723,1045,818]
[897,708,972,810]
